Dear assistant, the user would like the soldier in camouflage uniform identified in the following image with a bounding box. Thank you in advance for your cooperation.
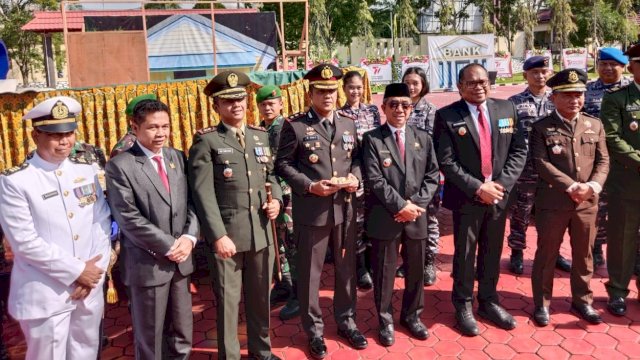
[341,71,381,290]
[110,94,157,158]
[256,85,300,320]
[506,56,569,274]
[583,48,632,268]
[400,67,441,286]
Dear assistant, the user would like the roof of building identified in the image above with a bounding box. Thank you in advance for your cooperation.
[21,8,257,32]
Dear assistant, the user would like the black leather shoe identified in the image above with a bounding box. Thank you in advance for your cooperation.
[510,250,524,275]
[357,271,373,290]
[395,265,405,278]
[533,306,550,327]
[607,296,627,316]
[337,328,368,350]
[478,303,517,330]
[308,336,327,359]
[378,324,395,347]
[400,319,429,340]
[279,298,300,321]
[556,256,571,272]
[455,309,479,336]
[571,303,602,324]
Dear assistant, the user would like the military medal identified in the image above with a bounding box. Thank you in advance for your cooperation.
[97,170,106,190]
[223,167,233,178]
[253,135,259,141]
[630,121,639,132]
[382,158,392,167]
[552,145,562,155]
[458,127,467,136]
[74,183,97,207]
[73,176,86,183]
[584,120,592,128]
[309,154,319,163]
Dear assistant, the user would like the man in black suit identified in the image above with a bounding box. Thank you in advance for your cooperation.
[275,64,367,358]
[433,63,527,336]
[362,83,440,346]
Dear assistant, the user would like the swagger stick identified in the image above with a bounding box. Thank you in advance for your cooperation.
[265,183,282,281]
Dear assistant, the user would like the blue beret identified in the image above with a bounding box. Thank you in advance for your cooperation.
[523,56,550,71]
[599,48,628,65]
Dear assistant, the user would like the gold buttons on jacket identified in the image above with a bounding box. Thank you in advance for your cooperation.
[249,188,253,194]
[56,170,62,176]
[68,212,74,219]
[245,154,249,159]
[577,167,581,172]
[333,171,338,176]
[73,234,79,241]
[247,171,252,176]
[63,190,69,197]
[332,157,336,163]
[331,144,335,149]
[575,153,579,157]
[250,205,255,211]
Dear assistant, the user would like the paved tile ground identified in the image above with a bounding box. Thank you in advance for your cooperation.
[3,208,640,359]
[4,84,640,359]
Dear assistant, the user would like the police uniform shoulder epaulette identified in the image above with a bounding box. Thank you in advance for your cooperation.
[581,112,600,120]
[287,112,305,122]
[68,153,96,165]
[247,124,267,132]
[605,84,626,94]
[337,110,357,120]
[2,162,29,176]
[196,126,217,135]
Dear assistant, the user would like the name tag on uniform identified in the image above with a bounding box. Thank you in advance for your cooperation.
[452,121,466,127]
[217,148,233,154]
[42,190,59,200]
[303,135,319,141]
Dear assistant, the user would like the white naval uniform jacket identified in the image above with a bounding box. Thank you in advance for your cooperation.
[0,152,111,320]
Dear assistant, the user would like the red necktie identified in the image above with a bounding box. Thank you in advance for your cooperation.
[152,155,170,193]
[476,105,492,180]
[395,129,405,160]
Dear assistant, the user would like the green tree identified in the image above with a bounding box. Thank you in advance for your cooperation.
[518,0,541,51]
[0,0,58,84]
[395,0,418,38]
[144,0,179,9]
[572,0,637,47]
[550,0,577,49]
[354,0,375,56]
[309,0,332,58]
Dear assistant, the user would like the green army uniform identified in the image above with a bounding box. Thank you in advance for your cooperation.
[600,80,640,308]
[188,71,283,360]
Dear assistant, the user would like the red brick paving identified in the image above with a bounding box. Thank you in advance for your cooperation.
[3,84,640,359]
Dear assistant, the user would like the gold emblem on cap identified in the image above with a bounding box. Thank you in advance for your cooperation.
[52,101,70,119]
[321,66,333,80]
[227,73,238,87]
[568,71,579,83]
[271,89,277,97]
[543,58,549,66]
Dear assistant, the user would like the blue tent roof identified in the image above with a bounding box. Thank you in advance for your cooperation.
[146,14,276,72]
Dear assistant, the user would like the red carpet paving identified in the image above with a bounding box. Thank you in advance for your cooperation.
[3,208,640,359]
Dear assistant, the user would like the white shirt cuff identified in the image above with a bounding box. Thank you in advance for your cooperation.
[566,182,579,193]
[587,181,603,194]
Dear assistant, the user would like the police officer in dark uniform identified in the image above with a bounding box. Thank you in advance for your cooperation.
[583,48,631,267]
[530,69,609,326]
[275,64,367,358]
[506,56,570,274]
[188,71,283,360]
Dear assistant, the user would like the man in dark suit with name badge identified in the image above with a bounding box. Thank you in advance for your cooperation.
[529,69,609,326]
[433,63,527,336]
[362,83,439,346]
[188,71,282,360]
[106,100,200,359]
[275,64,367,358]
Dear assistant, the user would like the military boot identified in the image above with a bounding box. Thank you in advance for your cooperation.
[270,272,293,307]
[356,252,373,290]
[424,251,437,286]
[509,249,524,275]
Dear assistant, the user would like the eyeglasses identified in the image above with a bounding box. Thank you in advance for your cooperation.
[462,80,490,88]
[387,101,413,110]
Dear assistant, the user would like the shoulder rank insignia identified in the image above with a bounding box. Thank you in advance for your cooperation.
[337,110,357,120]
[287,112,305,122]
[1,162,29,176]
[247,124,267,132]
[68,154,95,165]
[197,126,218,135]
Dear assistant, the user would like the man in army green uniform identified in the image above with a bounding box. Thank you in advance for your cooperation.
[600,44,640,317]
[583,48,632,268]
[110,94,157,158]
[257,85,300,321]
[188,71,283,360]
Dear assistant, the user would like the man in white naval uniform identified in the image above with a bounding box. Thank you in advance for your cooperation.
[0,96,111,359]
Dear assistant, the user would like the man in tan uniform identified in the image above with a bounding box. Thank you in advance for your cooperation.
[529,69,609,326]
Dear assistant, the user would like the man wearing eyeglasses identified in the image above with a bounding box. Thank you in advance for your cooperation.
[583,48,632,269]
[433,63,527,336]
[362,83,439,346]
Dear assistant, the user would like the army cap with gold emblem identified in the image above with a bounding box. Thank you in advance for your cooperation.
[546,68,588,92]
[304,64,343,90]
[126,93,157,116]
[23,96,81,133]
[256,85,282,103]
[204,71,251,99]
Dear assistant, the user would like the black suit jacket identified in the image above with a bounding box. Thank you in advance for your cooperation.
[433,98,527,211]
[105,144,199,287]
[275,109,362,227]
[362,124,439,240]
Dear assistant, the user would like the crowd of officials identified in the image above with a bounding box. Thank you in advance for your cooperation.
[0,43,640,360]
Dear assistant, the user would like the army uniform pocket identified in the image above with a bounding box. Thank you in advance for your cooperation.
[580,134,597,157]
